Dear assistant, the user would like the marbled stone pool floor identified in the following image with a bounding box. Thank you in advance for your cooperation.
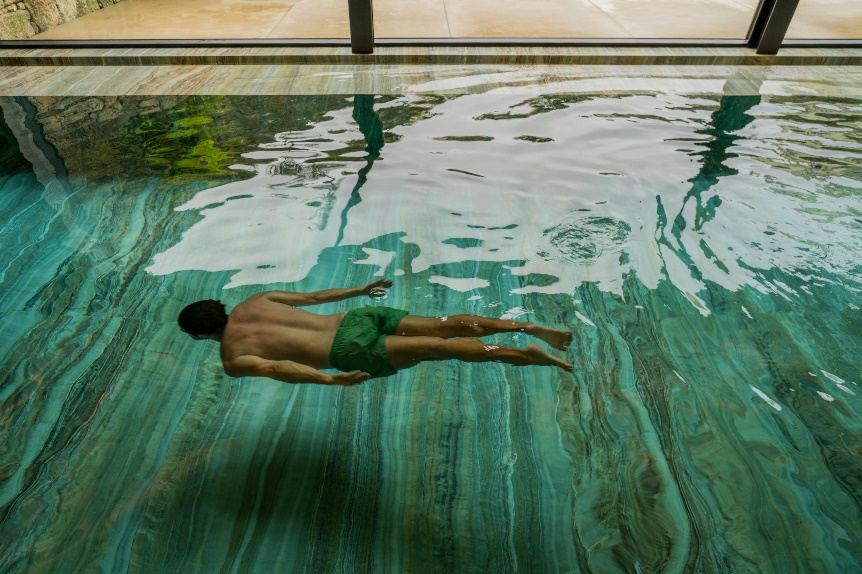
[2,54,862,573]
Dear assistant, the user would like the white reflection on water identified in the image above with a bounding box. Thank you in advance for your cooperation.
[147,93,862,311]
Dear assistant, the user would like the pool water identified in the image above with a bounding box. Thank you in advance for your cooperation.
[1,92,861,572]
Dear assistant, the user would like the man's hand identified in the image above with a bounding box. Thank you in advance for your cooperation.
[330,370,372,386]
[362,278,392,298]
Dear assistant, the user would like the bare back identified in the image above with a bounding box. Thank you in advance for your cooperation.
[219,293,345,369]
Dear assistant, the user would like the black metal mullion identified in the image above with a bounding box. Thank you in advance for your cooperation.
[746,0,776,46]
[347,0,374,54]
[748,0,801,54]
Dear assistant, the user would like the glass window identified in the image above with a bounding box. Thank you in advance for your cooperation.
[785,0,862,39]
[374,0,763,39]
[1,0,350,40]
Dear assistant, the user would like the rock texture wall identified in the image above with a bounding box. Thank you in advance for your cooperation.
[0,0,125,39]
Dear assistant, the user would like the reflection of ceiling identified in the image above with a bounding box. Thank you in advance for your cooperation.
[147,92,862,314]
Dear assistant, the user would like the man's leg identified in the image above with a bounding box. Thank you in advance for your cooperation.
[394,315,573,350]
[385,336,573,372]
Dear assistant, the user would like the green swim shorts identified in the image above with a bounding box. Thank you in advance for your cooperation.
[330,306,409,379]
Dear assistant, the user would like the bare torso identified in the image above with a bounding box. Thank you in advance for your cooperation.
[219,293,345,369]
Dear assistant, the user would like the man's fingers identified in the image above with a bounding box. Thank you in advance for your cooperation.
[368,279,391,298]
[336,371,371,385]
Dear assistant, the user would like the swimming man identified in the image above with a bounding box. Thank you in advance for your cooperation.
[178,279,573,386]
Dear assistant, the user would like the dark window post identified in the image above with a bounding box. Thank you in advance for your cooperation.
[747,0,801,54]
[347,0,374,54]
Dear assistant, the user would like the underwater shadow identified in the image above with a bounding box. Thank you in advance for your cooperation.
[200,390,402,571]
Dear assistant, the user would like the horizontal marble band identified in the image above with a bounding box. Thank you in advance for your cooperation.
[2,46,862,67]
[4,63,862,97]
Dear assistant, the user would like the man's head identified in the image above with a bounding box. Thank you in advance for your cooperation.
[178,300,228,340]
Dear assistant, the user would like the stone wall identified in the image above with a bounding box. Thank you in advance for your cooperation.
[0,0,125,39]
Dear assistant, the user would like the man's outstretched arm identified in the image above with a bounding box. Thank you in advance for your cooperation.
[224,355,370,386]
[266,278,392,307]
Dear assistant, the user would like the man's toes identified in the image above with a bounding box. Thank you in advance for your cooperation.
[552,333,572,350]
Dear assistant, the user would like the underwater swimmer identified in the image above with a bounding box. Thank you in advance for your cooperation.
[178,279,573,386]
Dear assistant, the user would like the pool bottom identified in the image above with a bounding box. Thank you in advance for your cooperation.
[1,91,861,572]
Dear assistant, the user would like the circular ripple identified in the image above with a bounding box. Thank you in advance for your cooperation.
[544,216,631,263]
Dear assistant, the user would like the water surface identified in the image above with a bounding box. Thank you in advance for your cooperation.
[1,92,861,572]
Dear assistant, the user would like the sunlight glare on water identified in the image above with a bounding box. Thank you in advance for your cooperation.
[148,93,862,310]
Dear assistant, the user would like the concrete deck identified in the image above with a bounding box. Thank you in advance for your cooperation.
[25,0,861,41]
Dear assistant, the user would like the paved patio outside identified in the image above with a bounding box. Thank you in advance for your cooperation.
[28,0,862,41]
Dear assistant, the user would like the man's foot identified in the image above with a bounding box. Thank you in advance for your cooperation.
[526,324,574,350]
[525,343,573,372]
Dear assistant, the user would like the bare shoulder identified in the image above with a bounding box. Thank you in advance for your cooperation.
[229,292,275,314]
[238,292,273,305]
[232,291,298,306]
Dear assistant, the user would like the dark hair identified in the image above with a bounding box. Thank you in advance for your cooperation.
[178,300,228,336]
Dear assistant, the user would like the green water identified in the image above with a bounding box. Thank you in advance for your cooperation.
[0,92,861,572]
